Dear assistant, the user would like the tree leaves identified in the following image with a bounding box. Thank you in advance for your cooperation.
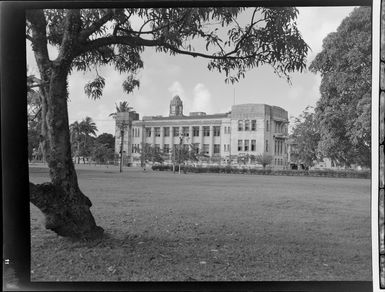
[290,107,321,167]
[122,75,140,94]
[84,76,105,100]
[309,6,371,167]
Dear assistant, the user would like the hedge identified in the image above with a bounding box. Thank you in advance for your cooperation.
[151,165,370,179]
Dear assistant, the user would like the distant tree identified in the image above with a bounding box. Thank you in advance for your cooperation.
[309,6,371,168]
[290,106,321,167]
[139,144,165,165]
[80,117,98,145]
[256,153,273,169]
[95,133,115,150]
[92,143,115,164]
[109,101,134,119]
[237,155,248,165]
[27,7,309,239]
[171,144,200,166]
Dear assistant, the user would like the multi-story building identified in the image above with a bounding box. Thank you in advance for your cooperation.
[115,95,289,168]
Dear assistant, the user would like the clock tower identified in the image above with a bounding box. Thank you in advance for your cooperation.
[169,95,183,117]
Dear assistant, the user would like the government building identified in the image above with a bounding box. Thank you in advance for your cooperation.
[115,96,289,168]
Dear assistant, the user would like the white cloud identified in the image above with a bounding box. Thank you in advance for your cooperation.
[168,81,185,97]
[192,83,212,113]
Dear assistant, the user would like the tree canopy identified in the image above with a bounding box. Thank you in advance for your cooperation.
[290,106,321,167]
[26,7,310,239]
[309,6,371,167]
[109,101,134,118]
[27,7,309,97]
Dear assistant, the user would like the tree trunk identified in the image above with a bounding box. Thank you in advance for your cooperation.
[30,64,103,239]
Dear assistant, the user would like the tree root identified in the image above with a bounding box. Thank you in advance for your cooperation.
[29,182,103,239]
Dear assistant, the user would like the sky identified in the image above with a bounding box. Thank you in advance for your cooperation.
[26,6,357,135]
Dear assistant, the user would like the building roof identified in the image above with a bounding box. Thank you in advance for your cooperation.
[142,113,230,121]
[170,95,182,105]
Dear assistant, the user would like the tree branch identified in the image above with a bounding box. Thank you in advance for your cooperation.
[79,9,116,41]
[58,9,82,62]
[26,10,50,64]
[78,34,261,61]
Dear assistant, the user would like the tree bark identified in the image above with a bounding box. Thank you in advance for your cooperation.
[27,9,103,239]
[31,62,103,239]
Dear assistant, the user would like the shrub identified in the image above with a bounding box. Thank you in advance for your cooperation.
[151,164,370,179]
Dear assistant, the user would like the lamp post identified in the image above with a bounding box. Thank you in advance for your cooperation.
[177,133,189,174]
[117,120,128,173]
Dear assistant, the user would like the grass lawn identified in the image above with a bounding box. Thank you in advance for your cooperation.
[29,164,371,281]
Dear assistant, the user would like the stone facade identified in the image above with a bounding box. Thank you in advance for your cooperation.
[115,96,289,168]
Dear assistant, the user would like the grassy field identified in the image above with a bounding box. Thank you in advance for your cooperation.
[29,164,371,281]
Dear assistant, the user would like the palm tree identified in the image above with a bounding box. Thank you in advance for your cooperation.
[80,117,98,162]
[69,121,82,163]
[110,101,136,169]
[80,116,98,138]
[109,101,134,119]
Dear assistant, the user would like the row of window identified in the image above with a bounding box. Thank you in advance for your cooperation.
[274,140,286,155]
[142,126,222,138]
[132,121,284,137]
[132,141,286,155]
[237,120,266,131]
[274,122,286,134]
[237,139,272,152]
[131,143,223,154]
[275,158,284,165]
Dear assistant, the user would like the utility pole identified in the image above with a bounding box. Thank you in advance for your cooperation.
[179,135,183,174]
[118,121,128,173]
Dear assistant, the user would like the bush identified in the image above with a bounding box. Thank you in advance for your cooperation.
[152,164,370,179]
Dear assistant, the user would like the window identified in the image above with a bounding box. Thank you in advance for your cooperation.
[164,127,170,137]
[163,144,169,153]
[251,120,256,131]
[203,144,209,155]
[244,120,250,131]
[203,126,210,136]
[244,140,249,151]
[238,120,243,131]
[154,127,160,137]
[238,140,243,151]
[183,127,189,136]
[214,144,220,154]
[224,127,227,134]
[266,120,269,132]
[155,144,160,152]
[228,126,231,133]
[265,140,269,152]
[193,143,200,154]
[224,144,227,151]
[251,140,256,151]
[173,127,179,136]
[183,144,189,151]
[146,128,151,137]
[193,126,199,137]
[213,126,220,136]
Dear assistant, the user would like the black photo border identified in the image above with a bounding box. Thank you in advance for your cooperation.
[1,0,378,291]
